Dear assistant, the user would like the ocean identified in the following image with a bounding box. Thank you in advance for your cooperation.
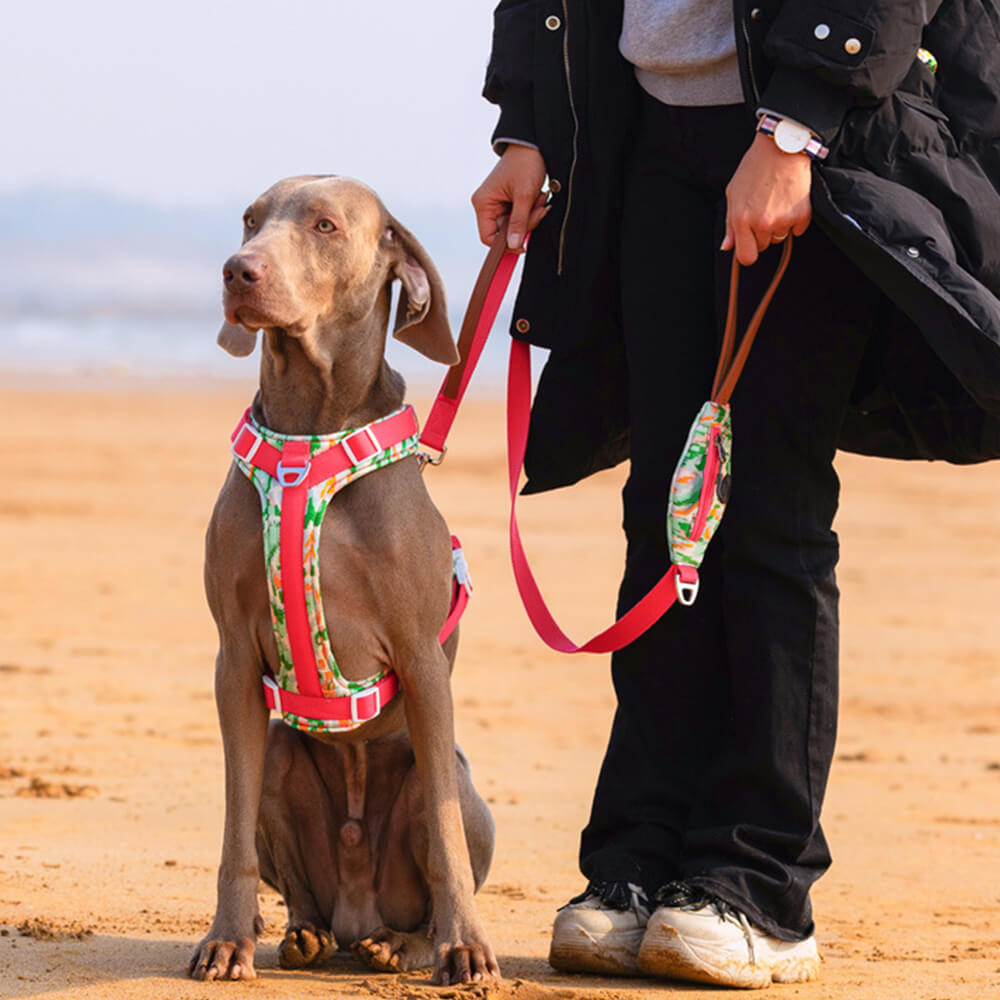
[0,307,519,393]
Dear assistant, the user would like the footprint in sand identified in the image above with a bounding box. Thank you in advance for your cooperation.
[15,777,99,799]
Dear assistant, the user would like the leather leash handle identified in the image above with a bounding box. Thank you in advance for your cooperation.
[711,238,793,404]
[420,219,520,454]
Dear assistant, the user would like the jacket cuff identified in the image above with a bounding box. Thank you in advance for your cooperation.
[490,88,536,154]
[758,65,856,145]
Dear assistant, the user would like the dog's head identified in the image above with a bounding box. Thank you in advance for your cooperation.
[217,176,457,367]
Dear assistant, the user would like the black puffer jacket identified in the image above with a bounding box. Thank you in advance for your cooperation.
[484,0,1000,493]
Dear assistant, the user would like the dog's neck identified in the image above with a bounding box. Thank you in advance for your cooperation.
[254,319,406,437]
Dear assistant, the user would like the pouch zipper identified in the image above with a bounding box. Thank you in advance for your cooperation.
[557,0,579,276]
[690,425,722,542]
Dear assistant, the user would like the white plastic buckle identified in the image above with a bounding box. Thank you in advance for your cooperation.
[350,685,381,724]
[262,675,283,714]
[452,546,473,596]
[233,422,264,464]
[342,425,383,468]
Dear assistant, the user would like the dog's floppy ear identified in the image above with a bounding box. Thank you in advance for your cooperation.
[217,321,259,357]
[385,217,458,365]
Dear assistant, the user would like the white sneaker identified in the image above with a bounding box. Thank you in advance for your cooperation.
[548,881,652,976]
[637,882,821,989]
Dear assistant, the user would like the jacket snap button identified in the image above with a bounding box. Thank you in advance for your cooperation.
[906,246,921,258]
[545,15,561,30]
[844,37,862,54]
[813,23,831,39]
[515,318,531,334]
[750,7,762,19]
[548,178,562,194]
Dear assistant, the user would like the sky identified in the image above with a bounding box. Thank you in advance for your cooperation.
[1,1,501,215]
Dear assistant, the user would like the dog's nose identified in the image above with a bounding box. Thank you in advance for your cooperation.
[223,253,268,288]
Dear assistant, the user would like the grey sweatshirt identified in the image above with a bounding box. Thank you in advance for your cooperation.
[620,0,744,106]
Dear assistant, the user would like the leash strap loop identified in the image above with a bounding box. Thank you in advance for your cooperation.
[428,228,793,655]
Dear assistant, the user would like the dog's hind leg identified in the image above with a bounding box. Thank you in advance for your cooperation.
[257,721,339,969]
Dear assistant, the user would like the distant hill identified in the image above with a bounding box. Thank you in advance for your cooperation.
[0,187,485,317]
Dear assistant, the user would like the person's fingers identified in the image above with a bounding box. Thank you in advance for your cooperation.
[507,186,538,250]
[471,188,503,246]
[471,146,548,249]
[731,216,760,266]
[527,193,550,233]
[720,214,735,252]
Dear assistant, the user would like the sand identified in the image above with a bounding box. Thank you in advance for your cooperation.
[0,377,998,1000]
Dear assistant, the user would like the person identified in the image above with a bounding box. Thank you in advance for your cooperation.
[472,0,1000,989]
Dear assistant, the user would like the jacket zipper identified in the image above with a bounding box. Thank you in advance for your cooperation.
[557,0,579,276]
[739,5,761,104]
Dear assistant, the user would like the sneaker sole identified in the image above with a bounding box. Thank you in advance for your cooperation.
[549,927,645,977]
[637,921,821,989]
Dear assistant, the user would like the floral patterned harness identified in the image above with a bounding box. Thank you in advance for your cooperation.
[230,404,472,734]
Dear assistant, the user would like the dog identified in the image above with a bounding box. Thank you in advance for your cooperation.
[188,176,498,985]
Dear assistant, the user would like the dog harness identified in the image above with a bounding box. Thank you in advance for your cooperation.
[231,404,472,734]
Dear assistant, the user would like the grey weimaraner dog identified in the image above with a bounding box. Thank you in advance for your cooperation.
[188,176,498,985]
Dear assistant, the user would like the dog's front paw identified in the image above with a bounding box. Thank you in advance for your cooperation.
[431,918,500,985]
[279,922,336,969]
[188,933,257,981]
[354,925,435,972]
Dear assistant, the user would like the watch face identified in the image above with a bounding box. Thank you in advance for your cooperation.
[773,119,811,154]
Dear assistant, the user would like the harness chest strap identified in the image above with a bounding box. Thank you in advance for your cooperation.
[258,538,471,722]
[231,405,472,726]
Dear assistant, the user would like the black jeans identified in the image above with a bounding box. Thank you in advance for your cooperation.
[578,95,887,941]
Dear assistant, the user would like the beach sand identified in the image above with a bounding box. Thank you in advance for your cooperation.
[1,378,998,1000]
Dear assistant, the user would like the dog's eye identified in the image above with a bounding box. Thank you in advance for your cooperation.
[316,219,337,234]
[244,215,256,229]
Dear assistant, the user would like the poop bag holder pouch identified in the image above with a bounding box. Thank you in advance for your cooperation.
[665,242,792,606]
[667,400,732,604]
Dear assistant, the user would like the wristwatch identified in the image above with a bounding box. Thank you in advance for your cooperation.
[756,114,830,161]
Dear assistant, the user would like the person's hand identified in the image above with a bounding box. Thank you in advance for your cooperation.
[722,132,813,266]
[471,144,548,250]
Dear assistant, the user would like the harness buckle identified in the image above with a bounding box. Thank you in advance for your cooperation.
[233,421,265,465]
[262,675,283,714]
[350,685,382,724]
[452,545,473,596]
[341,426,380,468]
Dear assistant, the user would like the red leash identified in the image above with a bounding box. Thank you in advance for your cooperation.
[421,229,791,655]
[505,338,687,652]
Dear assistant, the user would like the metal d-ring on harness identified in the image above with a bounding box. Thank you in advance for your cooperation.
[421,222,793,655]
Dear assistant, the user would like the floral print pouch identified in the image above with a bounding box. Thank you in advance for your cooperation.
[666,401,732,603]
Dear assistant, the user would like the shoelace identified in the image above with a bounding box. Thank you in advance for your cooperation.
[655,881,757,966]
[563,879,651,920]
